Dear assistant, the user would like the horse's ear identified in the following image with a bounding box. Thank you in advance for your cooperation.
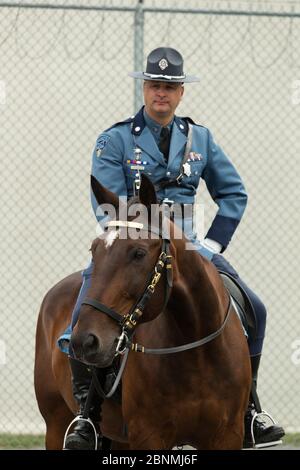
[91,175,120,209]
[139,174,157,209]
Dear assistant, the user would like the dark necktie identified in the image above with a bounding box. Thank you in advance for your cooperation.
[159,126,170,162]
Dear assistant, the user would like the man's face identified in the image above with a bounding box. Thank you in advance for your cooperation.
[143,80,184,121]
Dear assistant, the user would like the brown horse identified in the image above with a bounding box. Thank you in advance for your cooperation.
[35,174,251,450]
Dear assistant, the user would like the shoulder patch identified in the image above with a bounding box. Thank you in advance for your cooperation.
[95,134,110,157]
[97,134,110,150]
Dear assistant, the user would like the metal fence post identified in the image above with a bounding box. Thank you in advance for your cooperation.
[134,0,144,112]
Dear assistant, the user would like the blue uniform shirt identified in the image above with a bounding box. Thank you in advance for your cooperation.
[143,109,174,146]
[91,106,248,251]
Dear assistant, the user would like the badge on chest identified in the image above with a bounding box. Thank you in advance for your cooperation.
[182,162,191,177]
[182,152,203,177]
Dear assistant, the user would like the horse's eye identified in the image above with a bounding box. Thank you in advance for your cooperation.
[133,248,146,260]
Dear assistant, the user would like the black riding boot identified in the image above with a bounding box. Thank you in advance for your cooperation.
[243,355,285,448]
[64,358,107,450]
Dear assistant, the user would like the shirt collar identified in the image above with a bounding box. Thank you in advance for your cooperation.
[143,109,174,142]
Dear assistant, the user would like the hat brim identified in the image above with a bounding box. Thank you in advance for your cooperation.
[128,72,200,83]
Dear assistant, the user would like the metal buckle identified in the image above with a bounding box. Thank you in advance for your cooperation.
[176,173,183,184]
[161,198,174,206]
[116,331,129,355]
[123,314,137,329]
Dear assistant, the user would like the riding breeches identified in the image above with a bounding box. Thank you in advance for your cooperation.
[56,261,94,356]
[211,254,267,356]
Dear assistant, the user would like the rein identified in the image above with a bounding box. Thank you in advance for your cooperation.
[131,296,232,354]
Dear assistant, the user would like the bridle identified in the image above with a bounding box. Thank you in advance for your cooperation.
[80,217,232,400]
[82,219,173,355]
[82,218,232,356]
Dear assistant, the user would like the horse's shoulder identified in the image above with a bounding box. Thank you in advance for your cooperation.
[40,271,82,317]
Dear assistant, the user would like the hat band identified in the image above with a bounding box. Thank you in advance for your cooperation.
[143,72,186,80]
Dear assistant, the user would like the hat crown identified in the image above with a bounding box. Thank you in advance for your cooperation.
[146,47,184,77]
[128,46,200,83]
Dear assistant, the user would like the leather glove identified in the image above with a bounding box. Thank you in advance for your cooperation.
[199,244,215,261]
[199,238,222,261]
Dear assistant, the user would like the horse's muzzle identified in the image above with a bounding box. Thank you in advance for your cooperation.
[70,330,116,367]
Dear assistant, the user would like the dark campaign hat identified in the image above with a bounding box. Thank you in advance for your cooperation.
[129,47,200,83]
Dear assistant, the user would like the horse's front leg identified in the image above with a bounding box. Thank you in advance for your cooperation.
[127,417,175,450]
[196,418,244,450]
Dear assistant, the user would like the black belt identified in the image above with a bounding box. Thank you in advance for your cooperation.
[158,200,192,209]
[158,201,194,225]
[154,175,183,192]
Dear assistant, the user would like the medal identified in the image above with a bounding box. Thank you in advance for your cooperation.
[133,147,142,194]
[188,152,202,161]
[130,165,145,171]
[134,147,142,160]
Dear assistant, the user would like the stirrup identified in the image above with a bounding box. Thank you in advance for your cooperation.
[245,410,283,449]
[63,415,98,450]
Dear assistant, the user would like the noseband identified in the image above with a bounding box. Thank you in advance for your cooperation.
[81,220,173,355]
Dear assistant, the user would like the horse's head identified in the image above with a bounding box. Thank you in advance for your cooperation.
[70,175,173,367]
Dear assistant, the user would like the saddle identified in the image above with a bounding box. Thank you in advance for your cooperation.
[219,271,257,341]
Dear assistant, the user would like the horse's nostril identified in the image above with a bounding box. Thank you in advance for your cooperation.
[82,333,99,356]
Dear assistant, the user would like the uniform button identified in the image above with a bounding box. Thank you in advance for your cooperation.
[153,127,158,133]
[135,126,141,132]
[179,124,184,129]
[166,171,171,176]
[195,171,198,175]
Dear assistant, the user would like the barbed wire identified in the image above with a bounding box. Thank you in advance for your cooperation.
[13,8,64,59]
[248,15,294,69]
[1,4,300,67]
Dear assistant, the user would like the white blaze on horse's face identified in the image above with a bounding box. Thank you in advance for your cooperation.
[102,220,145,249]
[104,229,119,249]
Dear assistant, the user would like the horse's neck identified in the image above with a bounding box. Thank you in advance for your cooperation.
[166,243,227,338]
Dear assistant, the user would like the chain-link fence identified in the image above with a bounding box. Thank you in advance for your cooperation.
[0,0,299,443]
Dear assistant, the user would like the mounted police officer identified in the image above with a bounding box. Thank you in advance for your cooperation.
[60,47,285,450]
